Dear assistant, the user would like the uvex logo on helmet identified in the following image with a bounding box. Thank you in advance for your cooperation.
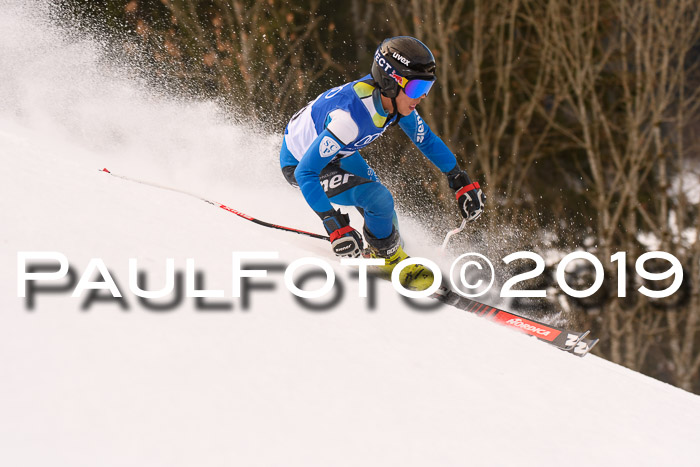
[392,52,410,66]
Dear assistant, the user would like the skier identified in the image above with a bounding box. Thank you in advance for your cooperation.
[279,36,485,290]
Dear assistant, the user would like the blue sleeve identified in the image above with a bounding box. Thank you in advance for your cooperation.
[294,129,344,214]
[399,111,458,173]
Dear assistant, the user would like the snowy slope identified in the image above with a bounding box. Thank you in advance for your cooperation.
[2,2,700,466]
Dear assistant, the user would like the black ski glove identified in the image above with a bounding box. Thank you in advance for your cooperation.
[319,209,364,258]
[446,167,485,222]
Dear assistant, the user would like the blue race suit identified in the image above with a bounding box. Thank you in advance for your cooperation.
[280,75,458,240]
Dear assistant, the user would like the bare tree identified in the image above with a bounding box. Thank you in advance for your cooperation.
[543,0,700,390]
[381,0,700,391]
[127,0,349,123]
[381,1,567,236]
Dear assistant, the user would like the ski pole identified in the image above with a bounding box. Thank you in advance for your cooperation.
[440,219,467,251]
[99,168,330,241]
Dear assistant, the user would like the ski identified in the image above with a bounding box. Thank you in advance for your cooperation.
[431,286,596,357]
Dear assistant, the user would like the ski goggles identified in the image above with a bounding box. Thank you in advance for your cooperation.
[374,50,435,98]
[401,77,435,98]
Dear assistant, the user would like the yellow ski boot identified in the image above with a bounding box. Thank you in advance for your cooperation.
[365,228,435,291]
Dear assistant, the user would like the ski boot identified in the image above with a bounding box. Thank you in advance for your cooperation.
[364,227,435,291]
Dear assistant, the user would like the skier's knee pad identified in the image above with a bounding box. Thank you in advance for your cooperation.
[281,165,298,187]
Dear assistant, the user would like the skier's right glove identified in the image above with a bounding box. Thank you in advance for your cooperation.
[319,209,364,258]
[447,167,485,222]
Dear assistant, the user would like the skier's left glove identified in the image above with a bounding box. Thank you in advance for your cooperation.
[447,167,485,222]
[319,209,364,258]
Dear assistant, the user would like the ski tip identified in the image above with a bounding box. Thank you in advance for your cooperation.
[587,338,600,352]
[100,167,111,173]
[570,336,599,357]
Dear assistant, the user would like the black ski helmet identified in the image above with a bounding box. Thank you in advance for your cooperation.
[371,36,436,99]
